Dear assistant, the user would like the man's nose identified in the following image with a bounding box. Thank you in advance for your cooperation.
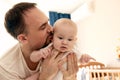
[48,24,53,32]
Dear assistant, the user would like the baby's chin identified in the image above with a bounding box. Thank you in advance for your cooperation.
[59,50,69,53]
[56,48,69,53]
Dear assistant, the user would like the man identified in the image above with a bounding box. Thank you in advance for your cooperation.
[0,2,95,80]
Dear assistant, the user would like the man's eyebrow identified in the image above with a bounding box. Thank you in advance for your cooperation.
[38,23,44,30]
[39,19,49,28]
[42,22,46,26]
[39,23,45,28]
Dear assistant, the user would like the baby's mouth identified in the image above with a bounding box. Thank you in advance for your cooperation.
[60,46,67,49]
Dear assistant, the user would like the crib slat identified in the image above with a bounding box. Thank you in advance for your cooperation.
[78,62,120,80]
[112,73,114,80]
[101,72,104,80]
[89,72,92,80]
[89,69,120,80]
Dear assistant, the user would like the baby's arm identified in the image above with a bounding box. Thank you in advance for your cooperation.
[30,43,53,62]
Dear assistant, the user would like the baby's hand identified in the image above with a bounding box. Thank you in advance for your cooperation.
[30,43,53,62]
[42,43,53,58]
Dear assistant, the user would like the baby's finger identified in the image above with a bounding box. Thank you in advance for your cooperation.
[47,48,52,54]
[46,43,53,49]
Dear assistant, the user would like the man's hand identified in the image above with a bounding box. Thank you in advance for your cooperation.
[58,53,78,80]
[25,72,39,80]
[39,49,65,80]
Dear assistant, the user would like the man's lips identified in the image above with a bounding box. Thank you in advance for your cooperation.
[49,36,53,41]
[48,32,53,41]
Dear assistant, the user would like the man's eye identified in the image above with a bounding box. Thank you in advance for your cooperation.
[40,23,47,30]
[41,25,46,30]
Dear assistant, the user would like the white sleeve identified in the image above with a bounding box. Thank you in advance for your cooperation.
[0,65,25,80]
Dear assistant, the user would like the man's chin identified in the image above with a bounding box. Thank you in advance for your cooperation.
[45,37,52,46]
[42,40,51,48]
[43,34,53,48]
[43,43,49,48]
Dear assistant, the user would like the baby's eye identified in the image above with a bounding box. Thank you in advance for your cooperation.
[58,37,63,39]
[68,39,73,41]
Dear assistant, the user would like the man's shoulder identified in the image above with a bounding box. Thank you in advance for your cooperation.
[0,43,21,67]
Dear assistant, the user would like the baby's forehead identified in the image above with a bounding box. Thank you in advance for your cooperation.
[53,18,77,35]
[53,18,77,28]
[57,33,76,38]
[54,23,76,30]
[55,29,76,38]
[54,24,77,32]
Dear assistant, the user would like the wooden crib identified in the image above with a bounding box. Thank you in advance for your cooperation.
[78,61,120,80]
[89,69,120,80]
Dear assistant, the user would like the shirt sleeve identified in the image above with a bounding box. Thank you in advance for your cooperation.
[0,65,25,80]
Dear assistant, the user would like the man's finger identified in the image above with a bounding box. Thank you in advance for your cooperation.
[67,53,74,73]
[58,57,67,66]
[58,62,67,75]
[73,53,78,72]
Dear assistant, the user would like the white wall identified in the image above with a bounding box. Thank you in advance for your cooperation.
[72,0,120,67]
[0,1,18,58]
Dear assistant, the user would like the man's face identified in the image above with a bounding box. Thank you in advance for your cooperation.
[23,7,53,51]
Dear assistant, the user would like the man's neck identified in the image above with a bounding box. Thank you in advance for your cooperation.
[21,44,39,70]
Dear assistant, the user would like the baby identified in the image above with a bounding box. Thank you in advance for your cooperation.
[30,18,77,63]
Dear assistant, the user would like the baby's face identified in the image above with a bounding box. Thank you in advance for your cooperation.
[53,25,77,53]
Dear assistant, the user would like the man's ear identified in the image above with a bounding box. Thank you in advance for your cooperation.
[17,34,28,43]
